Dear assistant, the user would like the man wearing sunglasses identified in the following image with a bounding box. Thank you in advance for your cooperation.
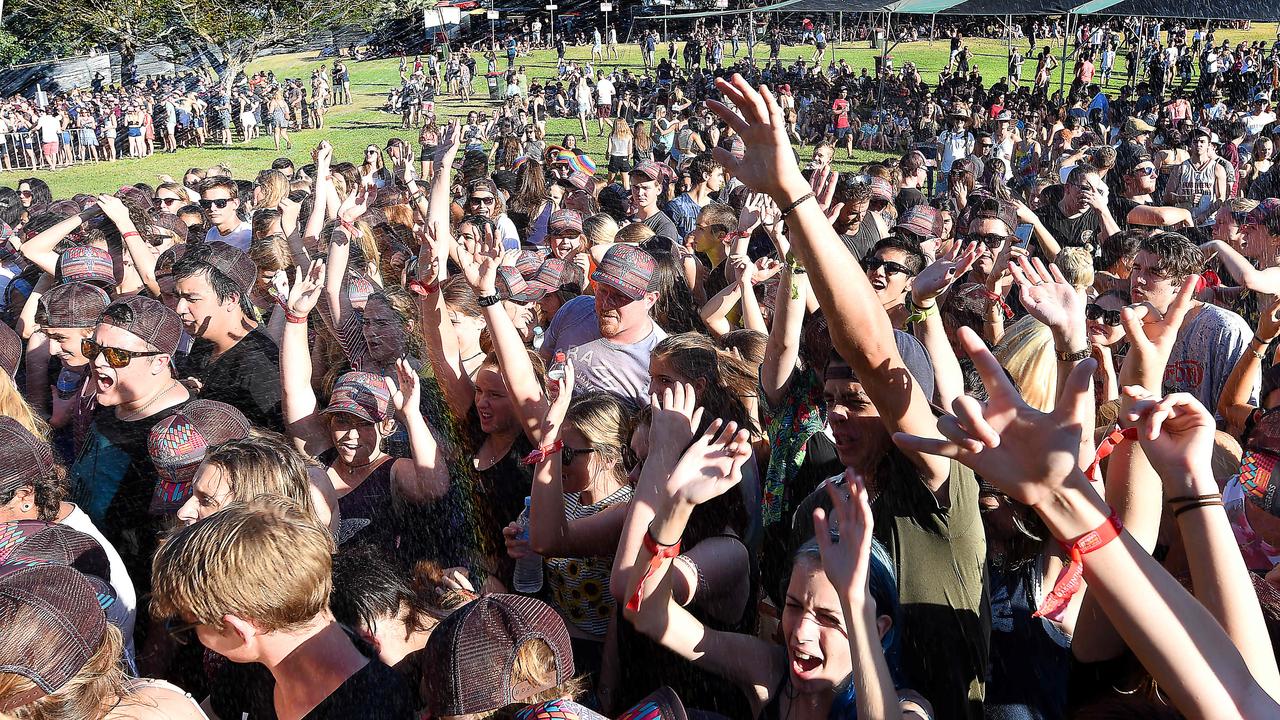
[171,243,283,431]
[863,238,925,329]
[199,177,250,252]
[1111,152,1193,231]
[465,178,520,252]
[69,295,191,594]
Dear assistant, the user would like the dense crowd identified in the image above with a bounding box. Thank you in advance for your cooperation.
[5,15,1280,720]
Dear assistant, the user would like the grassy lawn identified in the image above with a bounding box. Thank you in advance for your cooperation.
[18,22,1280,197]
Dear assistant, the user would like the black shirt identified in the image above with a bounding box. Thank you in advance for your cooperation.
[640,210,680,246]
[895,187,927,216]
[841,217,883,262]
[1035,201,1102,254]
[209,655,416,720]
[178,326,284,431]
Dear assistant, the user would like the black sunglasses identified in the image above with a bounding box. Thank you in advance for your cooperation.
[965,233,1008,249]
[199,198,234,210]
[82,339,165,368]
[154,196,182,209]
[469,196,496,206]
[562,445,596,465]
[862,257,915,278]
[1086,303,1123,327]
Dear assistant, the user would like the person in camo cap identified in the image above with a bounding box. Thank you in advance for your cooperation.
[34,282,111,461]
[146,399,253,516]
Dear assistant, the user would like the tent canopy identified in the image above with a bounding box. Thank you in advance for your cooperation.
[1089,0,1280,21]
[937,0,1087,14]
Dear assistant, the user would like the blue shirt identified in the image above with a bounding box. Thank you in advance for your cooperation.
[664,192,701,241]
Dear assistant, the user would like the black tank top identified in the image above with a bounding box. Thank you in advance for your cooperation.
[322,450,397,549]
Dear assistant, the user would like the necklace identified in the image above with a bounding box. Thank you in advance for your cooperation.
[461,350,484,364]
[337,453,383,472]
[119,382,179,422]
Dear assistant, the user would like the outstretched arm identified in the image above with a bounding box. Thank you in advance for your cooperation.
[707,75,949,493]
[1218,296,1278,436]
[279,260,333,458]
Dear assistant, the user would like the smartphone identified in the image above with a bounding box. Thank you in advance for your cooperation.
[1014,223,1034,249]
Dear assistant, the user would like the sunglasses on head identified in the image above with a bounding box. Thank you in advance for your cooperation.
[562,445,596,465]
[82,338,165,368]
[1086,303,1123,326]
[199,198,233,210]
[966,233,1008,249]
[862,256,915,277]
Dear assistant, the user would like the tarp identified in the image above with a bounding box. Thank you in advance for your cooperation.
[779,0,890,12]
[1088,0,1280,21]
[888,0,968,14]
[645,0,801,20]
[937,0,1087,14]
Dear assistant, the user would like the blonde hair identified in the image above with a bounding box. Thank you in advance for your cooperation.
[583,213,619,247]
[1053,247,1095,290]
[254,170,289,210]
[994,315,1057,412]
[201,432,320,520]
[0,623,127,720]
[0,371,49,441]
[151,496,335,632]
[566,393,631,484]
[613,222,654,246]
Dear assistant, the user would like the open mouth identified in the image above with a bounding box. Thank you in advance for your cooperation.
[869,277,887,291]
[790,647,824,678]
[96,372,116,393]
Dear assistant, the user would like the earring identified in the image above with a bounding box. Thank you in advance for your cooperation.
[20,504,32,512]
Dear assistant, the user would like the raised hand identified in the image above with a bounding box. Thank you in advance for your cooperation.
[666,420,752,507]
[912,240,980,306]
[648,383,704,458]
[338,184,369,223]
[730,254,753,287]
[1009,255,1085,342]
[1119,278,1197,386]
[752,257,783,285]
[285,258,327,318]
[542,357,575,437]
[705,75,807,199]
[435,120,462,166]
[813,469,875,600]
[94,194,132,225]
[1257,296,1280,345]
[457,222,502,294]
[810,167,845,224]
[1121,388,1217,489]
[893,326,1097,508]
[387,358,422,418]
[314,139,333,168]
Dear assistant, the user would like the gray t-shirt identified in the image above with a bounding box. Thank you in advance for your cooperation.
[540,295,667,406]
[1164,302,1254,422]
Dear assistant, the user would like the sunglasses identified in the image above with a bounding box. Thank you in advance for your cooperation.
[18,190,32,198]
[861,257,915,277]
[82,338,165,368]
[469,196,496,206]
[199,198,234,210]
[966,233,1008,249]
[146,234,174,248]
[154,196,182,209]
[1131,166,1157,177]
[1086,303,1123,327]
[164,618,200,646]
[366,148,380,155]
[562,445,596,465]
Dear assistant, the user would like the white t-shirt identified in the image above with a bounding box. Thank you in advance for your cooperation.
[1244,111,1277,139]
[937,129,972,173]
[205,221,252,251]
[596,77,615,106]
[37,114,61,143]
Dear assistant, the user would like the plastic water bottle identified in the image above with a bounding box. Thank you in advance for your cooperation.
[532,326,545,351]
[547,351,567,382]
[513,497,544,594]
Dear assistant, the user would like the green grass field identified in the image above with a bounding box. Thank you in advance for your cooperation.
[19,22,1280,197]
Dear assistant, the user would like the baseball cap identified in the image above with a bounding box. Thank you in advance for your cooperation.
[469,178,499,199]
[114,185,150,208]
[148,211,189,245]
[591,244,657,302]
[57,246,115,288]
[963,196,1019,236]
[896,205,943,240]
[516,687,689,720]
[630,160,674,185]
[1124,117,1155,134]
[321,372,391,424]
[0,521,110,581]
[147,400,252,514]
[951,156,983,180]
[155,244,190,281]
[423,594,575,717]
[0,320,19,378]
[0,418,56,501]
[346,273,375,307]
[0,564,107,712]
[995,110,1013,122]
[560,171,593,192]
[513,250,544,280]
[868,177,893,203]
[196,241,257,295]
[37,282,111,329]
[497,266,549,303]
[529,258,568,294]
[548,209,584,237]
[1189,126,1213,140]
[99,295,184,357]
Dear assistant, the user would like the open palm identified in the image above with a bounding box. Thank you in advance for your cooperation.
[668,420,753,507]
[1010,256,1083,338]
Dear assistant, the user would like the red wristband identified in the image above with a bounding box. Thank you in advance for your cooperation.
[626,528,682,613]
[285,311,309,324]
[1034,509,1123,621]
[121,230,141,241]
[981,288,1014,319]
[408,278,440,297]
[521,439,563,465]
[1086,425,1138,483]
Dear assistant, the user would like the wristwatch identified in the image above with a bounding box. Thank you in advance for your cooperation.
[478,293,502,307]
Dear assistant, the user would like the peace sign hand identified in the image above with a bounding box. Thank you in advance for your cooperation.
[912,240,980,306]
